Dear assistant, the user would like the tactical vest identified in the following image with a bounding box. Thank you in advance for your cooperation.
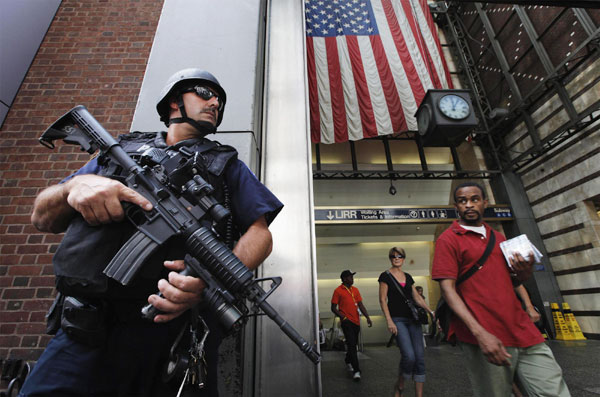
[52,131,238,300]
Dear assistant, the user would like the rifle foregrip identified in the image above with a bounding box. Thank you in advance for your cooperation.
[185,226,253,293]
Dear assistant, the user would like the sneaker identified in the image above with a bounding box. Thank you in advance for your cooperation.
[346,363,354,372]
[353,371,361,381]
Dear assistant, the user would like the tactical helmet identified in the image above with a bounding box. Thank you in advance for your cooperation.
[156,68,227,127]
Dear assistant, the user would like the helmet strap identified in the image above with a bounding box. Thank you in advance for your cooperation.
[168,95,217,135]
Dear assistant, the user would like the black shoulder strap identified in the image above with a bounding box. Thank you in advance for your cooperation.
[456,229,496,286]
[385,270,411,303]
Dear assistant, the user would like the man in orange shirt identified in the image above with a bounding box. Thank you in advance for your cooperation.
[331,270,373,380]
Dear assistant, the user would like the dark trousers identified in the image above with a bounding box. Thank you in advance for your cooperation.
[341,319,361,372]
[19,310,223,397]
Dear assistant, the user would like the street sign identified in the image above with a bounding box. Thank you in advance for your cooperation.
[315,205,513,224]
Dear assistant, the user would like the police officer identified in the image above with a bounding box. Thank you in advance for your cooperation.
[21,68,283,396]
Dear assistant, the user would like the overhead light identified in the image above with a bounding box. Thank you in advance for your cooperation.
[389,181,397,195]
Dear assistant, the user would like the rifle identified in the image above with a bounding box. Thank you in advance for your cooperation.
[39,105,321,364]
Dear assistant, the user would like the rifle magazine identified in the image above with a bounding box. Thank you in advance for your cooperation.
[103,230,159,285]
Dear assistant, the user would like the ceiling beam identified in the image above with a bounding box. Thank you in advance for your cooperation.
[453,1,599,8]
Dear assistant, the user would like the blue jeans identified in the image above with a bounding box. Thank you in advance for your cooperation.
[392,316,425,382]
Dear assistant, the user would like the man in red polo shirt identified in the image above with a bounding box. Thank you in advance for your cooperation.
[432,182,570,397]
[331,270,372,381]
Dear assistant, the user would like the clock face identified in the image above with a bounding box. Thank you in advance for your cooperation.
[438,94,470,120]
[417,104,431,136]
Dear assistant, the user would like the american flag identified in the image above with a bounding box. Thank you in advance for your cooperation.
[306,0,452,144]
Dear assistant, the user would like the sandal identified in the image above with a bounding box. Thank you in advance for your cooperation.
[394,380,404,397]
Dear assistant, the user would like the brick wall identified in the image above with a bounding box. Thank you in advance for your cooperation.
[0,0,163,381]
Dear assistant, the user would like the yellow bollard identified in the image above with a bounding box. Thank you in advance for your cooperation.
[551,303,574,340]
[562,303,586,340]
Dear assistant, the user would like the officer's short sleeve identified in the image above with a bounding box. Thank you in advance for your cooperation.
[225,159,283,233]
[60,157,101,183]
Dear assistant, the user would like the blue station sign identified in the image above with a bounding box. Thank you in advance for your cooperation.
[314,206,513,224]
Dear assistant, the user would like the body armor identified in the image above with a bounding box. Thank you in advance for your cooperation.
[52,131,238,300]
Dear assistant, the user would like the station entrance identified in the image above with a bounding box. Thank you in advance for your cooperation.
[314,205,516,347]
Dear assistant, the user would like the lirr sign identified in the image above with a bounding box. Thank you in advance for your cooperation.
[315,206,513,224]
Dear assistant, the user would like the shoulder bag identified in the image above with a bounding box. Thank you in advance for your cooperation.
[432,229,496,343]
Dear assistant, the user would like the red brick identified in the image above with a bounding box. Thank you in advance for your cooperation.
[16,245,49,254]
[30,277,55,287]
[1,245,16,255]
[22,300,52,312]
[29,311,48,323]
[7,266,43,276]
[27,234,44,244]
[8,348,44,361]
[2,288,35,299]
[21,336,40,348]
[0,255,20,265]
[0,311,30,322]
[0,277,11,288]
[2,235,27,244]
[0,324,17,334]
[0,335,21,347]
[16,323,46,335]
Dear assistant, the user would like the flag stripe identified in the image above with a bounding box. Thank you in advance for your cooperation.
[381,0,426,103]
[391,0,434,93]
[376,0,422,129]
[347,35,378,139]
[306,37,321,143]
[399,0,442,89]
[313,38,334,143]
[325,37,349,143]
[337,37,363,142]
[418,0,452,88]
[357,35,393,137]
[407,0,447,89]
[370,34,405,132]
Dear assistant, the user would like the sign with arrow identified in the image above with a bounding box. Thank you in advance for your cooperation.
[315,206,513,224]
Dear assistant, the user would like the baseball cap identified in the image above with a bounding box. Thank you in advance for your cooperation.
[340,270,356,279]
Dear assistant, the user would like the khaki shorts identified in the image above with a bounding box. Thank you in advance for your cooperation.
[459,341,570,397]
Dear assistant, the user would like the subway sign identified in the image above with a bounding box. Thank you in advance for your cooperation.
[314,206,513,224]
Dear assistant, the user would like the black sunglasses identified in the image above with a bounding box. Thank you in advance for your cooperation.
[183,86,224,111]
[389,254,405,259]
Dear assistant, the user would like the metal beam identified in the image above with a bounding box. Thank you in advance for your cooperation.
[455,1,600,8]
[382,136,394,172]
[313,169,501,180]
[514,5,579,121]
[475,4,524,103]
[438,4,506,170]
[349,140,358,171]
[415,135,429,172]
[573,8,598,37]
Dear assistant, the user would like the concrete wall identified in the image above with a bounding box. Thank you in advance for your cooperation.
[504,57,600,338]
